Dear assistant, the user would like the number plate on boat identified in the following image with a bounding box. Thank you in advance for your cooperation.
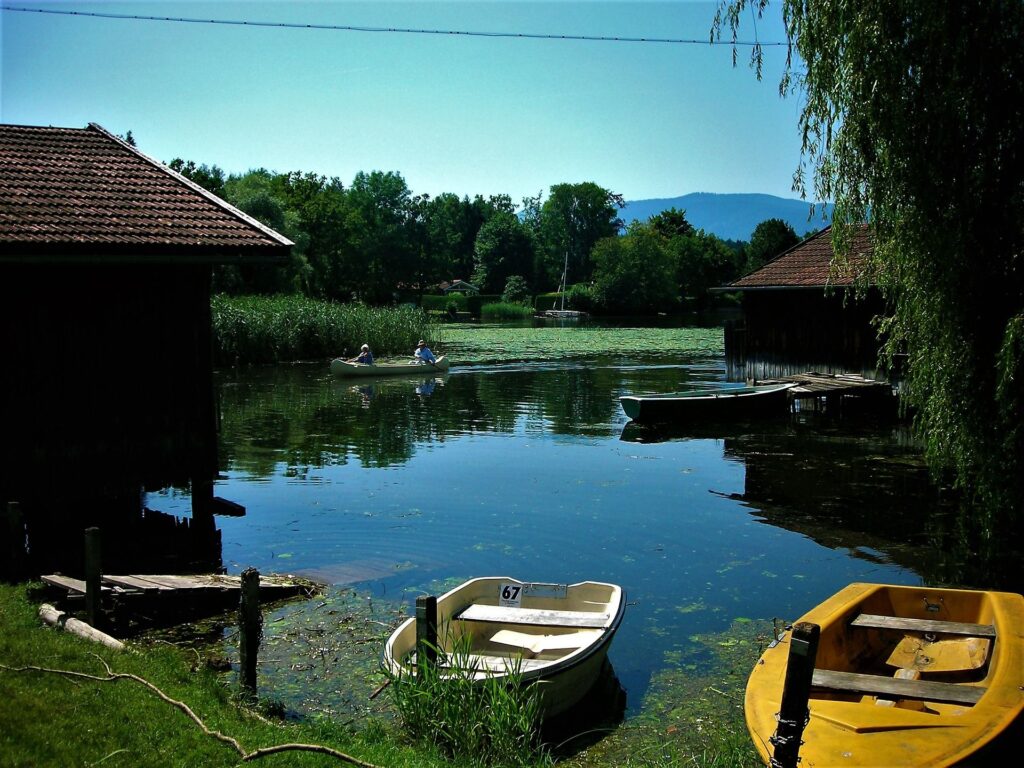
[499,583,523,607]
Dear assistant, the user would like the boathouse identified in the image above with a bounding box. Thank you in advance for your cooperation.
[720,225,886,382]
[0,122,292,578]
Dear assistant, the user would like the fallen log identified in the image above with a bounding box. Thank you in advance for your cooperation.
[38,603,125,652]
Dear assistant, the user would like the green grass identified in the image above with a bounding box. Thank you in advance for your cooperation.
[211,294,436,366]
[0,583,451,768]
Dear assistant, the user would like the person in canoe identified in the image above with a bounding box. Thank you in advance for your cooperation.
[349,344,374,365]
[413,340,437,365]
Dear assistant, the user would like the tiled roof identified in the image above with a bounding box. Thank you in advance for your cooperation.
[729,225,874,289]
[0,123,291,261]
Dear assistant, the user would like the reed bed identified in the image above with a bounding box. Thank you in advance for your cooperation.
[388,635,548,766]
[211,295,436,366]
[480,302,534,320]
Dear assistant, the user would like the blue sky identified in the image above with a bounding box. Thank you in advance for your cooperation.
[1,1,803,204]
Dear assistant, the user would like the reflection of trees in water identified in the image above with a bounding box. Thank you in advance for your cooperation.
[620,417,1020,592]
[215,364,629,474]
[733,423,1014,591]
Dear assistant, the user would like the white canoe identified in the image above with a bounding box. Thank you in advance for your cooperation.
[330,355,450,377]
[382,576,624,717]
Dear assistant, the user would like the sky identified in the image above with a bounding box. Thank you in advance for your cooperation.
[1,1,806,204]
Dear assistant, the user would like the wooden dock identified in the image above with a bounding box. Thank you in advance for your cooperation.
[758,372,894,412]
[41,572,316,602]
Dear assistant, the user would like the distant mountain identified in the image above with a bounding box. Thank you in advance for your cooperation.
[621,192,832,242]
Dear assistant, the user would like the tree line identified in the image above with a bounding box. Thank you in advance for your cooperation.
[168,159,805,312]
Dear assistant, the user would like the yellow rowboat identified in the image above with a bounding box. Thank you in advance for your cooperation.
[745,583,1024,766]
[329,355,450,377]
[382,577,624,717]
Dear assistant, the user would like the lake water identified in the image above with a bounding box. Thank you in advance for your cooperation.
[147,325,1008,736]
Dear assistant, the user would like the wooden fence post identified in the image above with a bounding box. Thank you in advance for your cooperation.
[771,621,820,768]
[238,567,261,696]
[415,595,438,675]
[84,527,102,628]
[6,502,26,577]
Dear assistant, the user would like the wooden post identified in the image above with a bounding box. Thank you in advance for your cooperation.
[771,621,820,768]
[84,527,102,628]
[7,502,26,577]
[239,567,261,696]
[415,595,438,675]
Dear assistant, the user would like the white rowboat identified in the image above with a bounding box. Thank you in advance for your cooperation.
[382,576,624,717]
[330,355,450,377]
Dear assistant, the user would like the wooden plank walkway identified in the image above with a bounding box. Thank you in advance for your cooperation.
[762,371,893,398]
[41,572,315,601]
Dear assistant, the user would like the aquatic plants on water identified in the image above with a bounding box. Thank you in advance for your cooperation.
[438,324,723,365]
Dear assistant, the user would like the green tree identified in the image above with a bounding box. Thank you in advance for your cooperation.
[538,183,624,291]
[501,275,530,304]
[673,229,742,311]
[472,212,537,294]
[591,222,677,314]
[346,171,417,304]
[745,217,799,275]
[717,1,1024,531]
[649,207,696,240]
[167,158,226,198]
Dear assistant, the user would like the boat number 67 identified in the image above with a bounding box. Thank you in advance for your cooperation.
[499,583,523,606]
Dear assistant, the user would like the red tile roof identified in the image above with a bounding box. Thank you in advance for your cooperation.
[0,123,291,261]
[729,225,874,289]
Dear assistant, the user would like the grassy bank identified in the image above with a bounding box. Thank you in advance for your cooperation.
[0,583,453,768]
[211,295,436,366]
[0,583,762,767]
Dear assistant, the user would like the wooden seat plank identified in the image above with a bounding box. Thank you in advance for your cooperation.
[812,669,984,705]
[852,614,996,638]
[455,603,609,628]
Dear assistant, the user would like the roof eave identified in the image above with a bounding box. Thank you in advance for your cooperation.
[0,242,291,265]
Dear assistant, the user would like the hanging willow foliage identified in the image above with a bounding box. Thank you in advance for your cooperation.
[715,1,1024,536]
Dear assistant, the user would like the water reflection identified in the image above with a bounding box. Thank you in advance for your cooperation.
[191,360,1021,723]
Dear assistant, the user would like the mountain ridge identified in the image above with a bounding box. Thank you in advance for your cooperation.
[621,192,833,242]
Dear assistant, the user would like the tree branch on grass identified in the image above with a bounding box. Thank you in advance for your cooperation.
[0,658,381,768]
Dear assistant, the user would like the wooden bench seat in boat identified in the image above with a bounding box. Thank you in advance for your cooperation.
[851,614,996,638]
[489,628,602,655]
[455,603,609,628]
[811,669,985,705]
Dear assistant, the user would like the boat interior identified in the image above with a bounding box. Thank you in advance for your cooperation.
[810,586,997,715]
[392,579,620,676]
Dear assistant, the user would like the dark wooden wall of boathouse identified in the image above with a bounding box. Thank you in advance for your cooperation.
[0,263,222,575]
[724,288,887,382]
[0,121,291,580]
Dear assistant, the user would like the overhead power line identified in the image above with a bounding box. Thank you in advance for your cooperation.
[1,4,786,47]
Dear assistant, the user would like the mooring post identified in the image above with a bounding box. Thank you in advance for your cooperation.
[6,502,26,578]
[771,621,820,768]
[84,527,102,628]
[239,567,261,696]
[415,595,438,675]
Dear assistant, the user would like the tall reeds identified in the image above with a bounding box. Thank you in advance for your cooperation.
[211,294,436,366]
[480,302,534,320]
[387,635,548,766]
